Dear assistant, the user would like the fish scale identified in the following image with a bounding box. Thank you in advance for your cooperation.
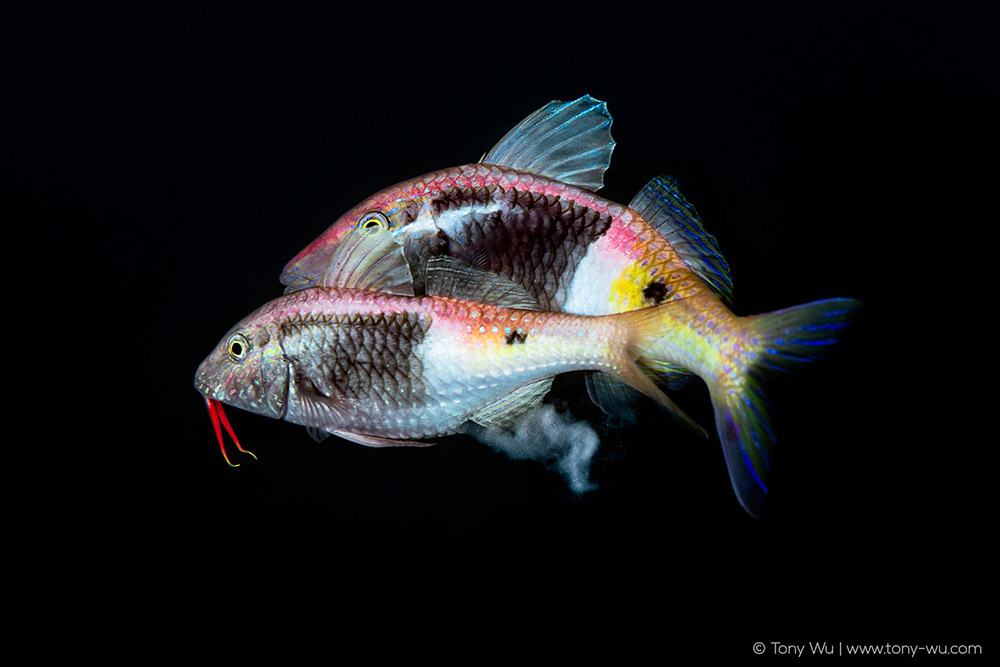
[279,307,426,409]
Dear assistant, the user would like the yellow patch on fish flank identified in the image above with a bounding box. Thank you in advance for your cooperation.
[609,262,657,309]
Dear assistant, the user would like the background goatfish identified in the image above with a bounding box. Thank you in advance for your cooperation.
[195,228,703,457]
[278,96,861,517]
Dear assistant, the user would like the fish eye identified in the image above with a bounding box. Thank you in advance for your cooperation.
[227,333,251,363]
[359,211,390,230]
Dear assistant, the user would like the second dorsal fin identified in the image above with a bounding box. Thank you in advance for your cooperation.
[629,175,734,304]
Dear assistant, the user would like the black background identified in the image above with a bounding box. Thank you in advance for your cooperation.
[4,2,995,662]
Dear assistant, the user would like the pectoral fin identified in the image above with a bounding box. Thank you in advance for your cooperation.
[284,225,414,295]
[424,257,540,309]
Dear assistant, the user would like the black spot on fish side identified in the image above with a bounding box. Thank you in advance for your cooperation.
[505,330,528,345]
[642,281,666,304]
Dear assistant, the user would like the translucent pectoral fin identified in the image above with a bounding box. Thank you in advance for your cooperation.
[286,225,413,294]
[294,388,436,448]
[424,257,540,309]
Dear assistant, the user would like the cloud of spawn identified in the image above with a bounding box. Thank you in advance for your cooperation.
[468,405,600,494]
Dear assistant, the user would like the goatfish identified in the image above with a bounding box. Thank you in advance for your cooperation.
[195,227,705,464]
[279,95,861,517]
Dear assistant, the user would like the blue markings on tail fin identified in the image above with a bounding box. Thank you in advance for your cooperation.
[749,298,862,372]
[711,378,775,518]
[713,298,862,517]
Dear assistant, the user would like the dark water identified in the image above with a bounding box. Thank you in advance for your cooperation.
[6,3,994,662]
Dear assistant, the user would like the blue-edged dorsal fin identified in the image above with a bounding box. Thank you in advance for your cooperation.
[480,95,615,192]
[629,175,734,305]
[285,225,414,295]
[470,378,554,431]
[425,257,540,310]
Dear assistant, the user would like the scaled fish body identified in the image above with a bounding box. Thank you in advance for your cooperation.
[194,278,692,450]
[278,96,861,516]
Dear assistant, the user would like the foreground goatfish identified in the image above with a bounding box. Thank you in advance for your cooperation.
[195,228,703,458]
[280,95,861,516]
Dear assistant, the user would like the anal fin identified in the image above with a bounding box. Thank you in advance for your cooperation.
[470,378,554,430]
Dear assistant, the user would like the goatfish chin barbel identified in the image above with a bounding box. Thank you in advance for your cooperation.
[279,95,861,517]
[195,228,705,462]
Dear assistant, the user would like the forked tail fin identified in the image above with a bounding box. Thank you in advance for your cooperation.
[711,298,862,517]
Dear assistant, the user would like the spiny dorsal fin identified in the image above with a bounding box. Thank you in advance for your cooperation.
[425,257,540,310]
[480,95,615,192]
[629,175,734,305]
[470,378,554,430]
[290,226,413,295]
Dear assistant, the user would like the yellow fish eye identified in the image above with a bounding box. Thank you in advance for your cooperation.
[227,333,250,363]
[359,211,390,229]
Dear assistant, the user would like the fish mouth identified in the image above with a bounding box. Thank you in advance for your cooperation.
[193,377,213,397]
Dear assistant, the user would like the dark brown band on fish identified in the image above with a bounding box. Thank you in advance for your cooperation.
[279,311,428,408]
[429,185,614,311]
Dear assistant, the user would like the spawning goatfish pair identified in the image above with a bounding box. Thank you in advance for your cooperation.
[197,96,860,517]
[196,227,701,454]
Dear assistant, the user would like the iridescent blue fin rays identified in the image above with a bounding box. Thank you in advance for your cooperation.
[711,298,862,517]
[630,175,734,305]
[480,95,615,193]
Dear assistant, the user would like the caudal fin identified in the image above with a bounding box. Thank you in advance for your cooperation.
[711,298,861,517]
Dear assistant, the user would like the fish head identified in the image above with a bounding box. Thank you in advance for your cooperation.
[194,305,290,421]
[280,182,438,291]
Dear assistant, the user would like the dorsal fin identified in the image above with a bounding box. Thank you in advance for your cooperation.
[480,95,615,192]
[284,226,414,295]
[629,175,735,304]
[424,257,540,309]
